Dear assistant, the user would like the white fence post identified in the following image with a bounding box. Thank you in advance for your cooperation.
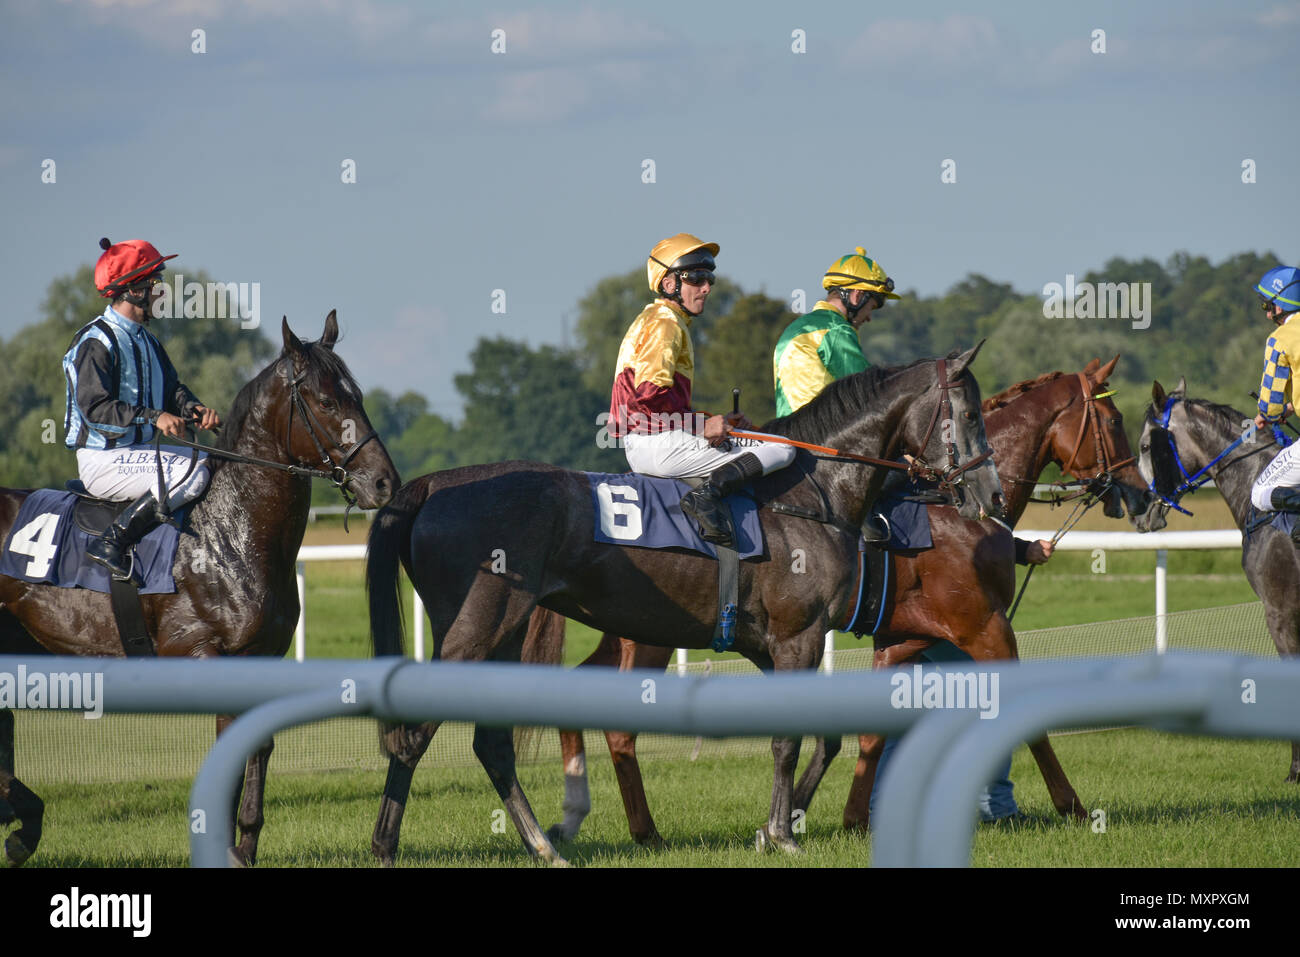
[676,648,687,676]
[824,631,835,674]
[1155,548,1168,653]
[294,561,306,663]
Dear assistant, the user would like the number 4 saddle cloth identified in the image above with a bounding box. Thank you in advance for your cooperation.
[0,489,180,594]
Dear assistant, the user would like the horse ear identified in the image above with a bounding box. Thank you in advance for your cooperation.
[282,316,306,358]
[1152,380,1167,407]
[1084,358,1100,374]
[1095,355,1120,383]
[948,339,985,376]
[1173,376,1187,397]
[321,310,339,351]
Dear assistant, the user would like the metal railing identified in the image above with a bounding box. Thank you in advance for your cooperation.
[3,651,1294,867]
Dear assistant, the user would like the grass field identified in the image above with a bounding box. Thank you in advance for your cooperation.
[11,492,1299,868]
[26,730,1300,867]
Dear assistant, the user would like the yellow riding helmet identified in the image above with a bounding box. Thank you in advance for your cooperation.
[647,232,720,295]
[822,247,900,299]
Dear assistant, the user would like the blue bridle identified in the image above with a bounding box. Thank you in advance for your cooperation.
[1148,395,1289,515]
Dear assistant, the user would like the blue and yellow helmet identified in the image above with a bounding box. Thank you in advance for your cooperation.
[1256,265,1300,313]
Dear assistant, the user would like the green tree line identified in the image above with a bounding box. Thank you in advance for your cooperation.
[0,252,1288,498]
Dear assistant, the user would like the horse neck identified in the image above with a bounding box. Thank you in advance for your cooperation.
[193,402,312,561]
[811,375,915,529]
[1189,408,1278,530]
[986,378,1080,525]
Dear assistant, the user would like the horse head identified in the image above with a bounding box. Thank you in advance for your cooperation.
[1138,377,1196,532]
[220,310,399,510]
[1045,356,1154,525]
[898,342,1005,523]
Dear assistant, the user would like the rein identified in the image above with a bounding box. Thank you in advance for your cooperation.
[150,367,377,529]
[1147,395,1277,517]
[1007,373,1133,503]
[730,357,992,506]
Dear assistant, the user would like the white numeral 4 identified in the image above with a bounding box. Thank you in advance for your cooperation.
[9,512,61,577]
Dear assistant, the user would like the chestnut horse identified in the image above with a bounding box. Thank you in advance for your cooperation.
[0,313,398,866]
[366,350,1005,865]
[547,357,1154,846]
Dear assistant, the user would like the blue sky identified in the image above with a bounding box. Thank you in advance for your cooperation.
[3,0,1297,417]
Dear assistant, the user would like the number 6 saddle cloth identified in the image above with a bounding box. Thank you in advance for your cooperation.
[0,489,181,594]
[587,472,765,559]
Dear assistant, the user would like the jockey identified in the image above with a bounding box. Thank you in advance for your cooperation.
[773,246,898,418]
[609,232,795,548]
[772,247,899,541]
[1248,265,1300,536]
[63,237,221,579]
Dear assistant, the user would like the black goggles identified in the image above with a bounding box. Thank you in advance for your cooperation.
[678,269,715,287]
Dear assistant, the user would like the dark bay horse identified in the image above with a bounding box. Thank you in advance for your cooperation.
[1139,378,1300,782]
[0,312,398,866]
[547,357,1154,845]
[366,348,1005,864]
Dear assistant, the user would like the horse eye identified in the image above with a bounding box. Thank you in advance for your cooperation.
[963,410,974,421]
[319,396,338,412]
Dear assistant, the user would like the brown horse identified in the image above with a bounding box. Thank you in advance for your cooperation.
[546,357,1153,847]
[0,312,398,866]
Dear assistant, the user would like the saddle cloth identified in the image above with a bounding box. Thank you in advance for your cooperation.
[0,489,180,594]
[586,472,765,559]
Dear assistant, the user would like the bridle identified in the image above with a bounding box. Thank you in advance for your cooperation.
[155,360,379,525]
[1004,373,1133,505]
[731,356,994,507]
[1144,395,1280,517]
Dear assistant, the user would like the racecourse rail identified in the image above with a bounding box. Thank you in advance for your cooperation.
[2,652,1295,867]
[293,529,1245,665]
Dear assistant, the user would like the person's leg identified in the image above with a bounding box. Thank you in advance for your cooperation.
[78,446,210,578]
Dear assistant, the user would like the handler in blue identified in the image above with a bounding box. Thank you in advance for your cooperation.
[63,237,221,579]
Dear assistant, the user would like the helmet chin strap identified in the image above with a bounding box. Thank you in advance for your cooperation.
[835,287,865,321]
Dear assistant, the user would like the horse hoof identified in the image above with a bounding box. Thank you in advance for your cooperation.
[842,816,870,833]
[545,824,574,844]
[226,847,252,868]
[756,826,801,854]
[5,833,32,868]
[634,830,666,850]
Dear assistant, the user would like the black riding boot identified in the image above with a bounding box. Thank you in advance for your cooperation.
[1269,487,1300,547]
[680,452,765,548]
[86,493,162,580]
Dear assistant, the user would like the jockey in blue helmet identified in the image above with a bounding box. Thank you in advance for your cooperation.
[1248,265,1300,541]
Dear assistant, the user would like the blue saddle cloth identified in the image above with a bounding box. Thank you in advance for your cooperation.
[876,492,933,551]
[0,490,180,594]
[586,472,765,559]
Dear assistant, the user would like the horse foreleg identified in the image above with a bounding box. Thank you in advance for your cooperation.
[606,638,672,848]
[843,733,885,831]
[546,632,623,843]
[1289,743,1300,784]
[0,712,42,867]
[792,734,842,817]
[473,723,567,866]
[843,644,929,830]
[233,738,274,866]
[372,720,438,866]
[967,615,1087,821]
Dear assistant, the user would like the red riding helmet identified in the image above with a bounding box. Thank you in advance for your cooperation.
[94,237,177,298]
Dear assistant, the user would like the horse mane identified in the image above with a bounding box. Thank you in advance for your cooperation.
[981,371,1066,412]
[214,337,362,454]
[763,359,920,443]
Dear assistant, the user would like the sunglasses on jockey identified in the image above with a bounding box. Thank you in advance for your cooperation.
[677,268,715,287]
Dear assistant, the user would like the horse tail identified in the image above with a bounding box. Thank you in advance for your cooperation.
[513,606,568,761]
[367,476,431,659]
